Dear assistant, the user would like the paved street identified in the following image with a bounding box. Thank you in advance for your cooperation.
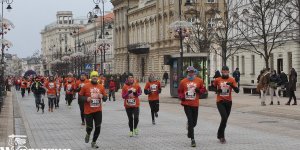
[9,85,300,150]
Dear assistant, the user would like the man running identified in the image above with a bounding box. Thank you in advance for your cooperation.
[213,66,239,144]
[45,76,57,112]
[178,66,205,147]
[144,73,161,125]
[31,77,46,113]
[20,78,27,98]
[65,78,76,108]
[79,71,107,149]
[55,76,62,108]
[76,72,89,125]
[108,76,116,101]
[122,73,142,137]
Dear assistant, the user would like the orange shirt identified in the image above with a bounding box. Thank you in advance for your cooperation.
[65,82,75,95]
[79,83,107,114]
[45,81,57,95]
[213,77,237,102]
[20,81,28,89]
[122,83,142,108]
[144,80,161,101]
[178,77,204,107]
[76,79,90,95]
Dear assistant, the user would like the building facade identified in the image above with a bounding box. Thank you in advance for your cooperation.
[112,0,226,82]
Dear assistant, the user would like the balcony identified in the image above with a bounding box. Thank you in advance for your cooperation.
[127,42,150,54]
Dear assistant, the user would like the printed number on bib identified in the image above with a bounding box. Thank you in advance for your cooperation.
[90,99,101,107]
[220,82,230,96]
[127,99,136,106]
[150,84,157,92]
[185,91,196,100]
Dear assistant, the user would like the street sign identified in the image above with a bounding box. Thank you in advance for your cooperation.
[85,64,92,70]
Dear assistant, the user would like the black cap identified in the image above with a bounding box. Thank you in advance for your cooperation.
[222,66,229,71]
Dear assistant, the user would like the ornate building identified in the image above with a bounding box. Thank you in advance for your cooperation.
[112,0,225,83]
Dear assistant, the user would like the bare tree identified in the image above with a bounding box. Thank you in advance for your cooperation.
[284,0,300,43]
[237,0,291,68]
[209,0,247,66]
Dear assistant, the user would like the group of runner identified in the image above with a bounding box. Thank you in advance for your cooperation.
[13,65,238,148]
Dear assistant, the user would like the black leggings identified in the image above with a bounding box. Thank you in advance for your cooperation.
[149,100,159,121]
[86,111,102,142]
[27,88,31,94]
[48,97,55,109]
[126,107,139,132]
[288,90,297,104]
[78,101,85,123]
[217,101,232,139]
[55,95,60,107]
[184,106,198,140]
[21,88,26,97]
[66,94,73,106]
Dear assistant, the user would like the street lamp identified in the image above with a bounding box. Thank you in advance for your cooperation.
[0,0,13,98]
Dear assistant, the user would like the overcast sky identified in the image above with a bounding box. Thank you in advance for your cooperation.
[5,0,113,58]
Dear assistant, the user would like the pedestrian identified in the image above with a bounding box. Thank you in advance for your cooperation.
[44,76,57,112]
[122,73,142,137]
[269,70,281,105]
[213,70,221,79]
[20,78,27,98]
[178,66,206,147]
[55,76,62,108]
[15,77,21,91]
[76,72,89,125]
[144,73,161,125]
[80,71,107,149]
[213,66,239,144]
[31,77,46,113]
[257,68,271,106]
[108,76,116,101]
[163,71,169,85]
[27,78,32,95]
[286,68,297,105]
[232,68,241,88]
[65,78,76,108]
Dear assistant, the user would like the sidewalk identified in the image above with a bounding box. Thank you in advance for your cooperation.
[0,92,14,147]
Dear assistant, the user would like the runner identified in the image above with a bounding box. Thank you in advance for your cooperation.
[31,77,46,113]
[45,76,57,112]
[178,66,205,147]
[79,71,107,149]
[55,76,62,108]
[27,78,32,95]
[144,73,161,125]
[20,78,28,98]
[213,66,239,144]
[76,72,89,125]
[108,76,116,101]
[65,77,76,108]
[122,73,142,137]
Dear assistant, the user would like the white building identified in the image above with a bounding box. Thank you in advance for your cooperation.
[210,0,300,86]
[41,11,86,76]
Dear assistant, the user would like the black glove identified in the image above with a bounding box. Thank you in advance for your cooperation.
[102,96,108,102]
[144,89,150,95]
[217,89,222,94]
[128,90,133,94]
[226,82,233,87]
[195,88,200,93]
[158,88,162,94]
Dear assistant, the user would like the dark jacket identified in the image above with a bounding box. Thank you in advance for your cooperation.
[163,72,169,79]
[269,74,281,88]
[279,72,288,86]
[289,73,297,91]
[233,70,241,82]
[213,71,221,79]
[31,81,46,95]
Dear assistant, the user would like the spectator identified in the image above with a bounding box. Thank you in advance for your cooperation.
[163,71,169,85]
[286,68,297,105]
[269,70,281,105]
[232,68,241,88]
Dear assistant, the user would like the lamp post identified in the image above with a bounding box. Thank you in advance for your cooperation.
[0,0,13,95]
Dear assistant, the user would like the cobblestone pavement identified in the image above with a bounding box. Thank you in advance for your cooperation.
[14,88,300,150]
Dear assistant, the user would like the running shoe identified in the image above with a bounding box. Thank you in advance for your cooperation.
[91,142,99,149]
[85,134,90,143]
[129,131,134,137]
[191,139,196,147]
[134,128,139,135]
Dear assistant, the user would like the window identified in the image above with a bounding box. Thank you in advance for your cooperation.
[251,55,255,75]
[207,18,215,28]
[207,0,215,3]
[236,56,239,69]
[241,56,245,75]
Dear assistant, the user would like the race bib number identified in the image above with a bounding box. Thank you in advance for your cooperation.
[126,99,136,106]
[49,83,55,89]
[150,84,157,92]
[185,91,196,100]
[90,99,101,108]
[67,85,72,91]
[80,83,85,88]
[220,82,230,96]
